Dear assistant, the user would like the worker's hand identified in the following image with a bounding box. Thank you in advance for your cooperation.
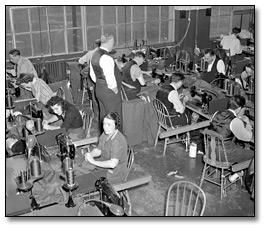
[183,95,189,103]
[43,123,52,130]
[42,120,49,125]
[112,87,118,94]
[6,69,16,76]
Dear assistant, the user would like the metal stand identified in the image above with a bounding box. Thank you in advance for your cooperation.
[62,182,79,208]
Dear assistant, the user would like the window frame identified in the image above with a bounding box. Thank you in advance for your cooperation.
[6,5,175,59]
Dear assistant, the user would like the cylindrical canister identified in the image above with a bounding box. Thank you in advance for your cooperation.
[63,157,73,174]
[189,142,197,158]
[35,118,43,132]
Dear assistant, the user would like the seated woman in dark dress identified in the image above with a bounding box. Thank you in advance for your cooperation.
[43,96,85,141]
[84,112,128,184]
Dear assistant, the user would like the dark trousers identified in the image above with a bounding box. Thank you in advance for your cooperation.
[95,81,123,132]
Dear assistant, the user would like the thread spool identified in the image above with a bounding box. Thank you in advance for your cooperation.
[69,144,76,160]
[189,142,197,158]
[6,94,14,108]
[63,157,73,174]
[30,157,42,178]
[228,83,234,96]
[66,168,75,187]
[35,118,43,132]
[20,170,27,184]
[36,109,43,121]
[224,79,229,91]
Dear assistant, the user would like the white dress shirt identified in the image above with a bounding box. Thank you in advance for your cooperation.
[168,83,185,114]
[89,47,117,90]
[221,34,242,56]
[207,57,226,75]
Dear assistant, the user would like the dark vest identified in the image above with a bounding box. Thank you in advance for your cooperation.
[202,56,221,83]
[91,48,122,87]
[156,85,178,115]
[210,110,235,140]
[122,60,141,92]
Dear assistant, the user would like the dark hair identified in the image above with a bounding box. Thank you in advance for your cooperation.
[228,95,246,110]
[16,73,34,84]
[171,72,185,83]
[232,27,241,34]
[95,39,101,47]
[243,63,254,72]
[204,48,215,56]
[9,48,20,56]
[135,51,145,59]
[103,112,121,130]
[46,96,72,113]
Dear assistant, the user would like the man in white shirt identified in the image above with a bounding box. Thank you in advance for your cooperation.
[220,27,242,59]
[156,72,190,127]
[79,39,101,121]
[89,33,123,131]
[202,48,225,83]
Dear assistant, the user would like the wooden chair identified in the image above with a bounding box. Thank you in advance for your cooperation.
[199,129,245,199]
[119,145,135,216]
[153,98,190,156]
[165,181,206,216]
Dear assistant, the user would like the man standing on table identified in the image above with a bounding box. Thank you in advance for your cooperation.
[90,33,123,131]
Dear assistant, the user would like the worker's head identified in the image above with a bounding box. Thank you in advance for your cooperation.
[243,63,254,74]
[228,95,246,115]
[103,112,120,135]
[171,72,186,89]
[232,27,241,35]
[204,48,216,64]
[46,96,70,116]
[16,73,35,87]
[94,39,101,48]
[8,48,21,64]
[100,33,114,52]
[134,51,145,66]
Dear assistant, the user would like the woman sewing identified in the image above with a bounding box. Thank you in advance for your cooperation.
[43,96,85,141]
[84,112,128,184]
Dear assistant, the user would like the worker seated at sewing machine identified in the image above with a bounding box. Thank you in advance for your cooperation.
[121,51,151,100]
[83,112,128,184]
[41,96,85,142]
[197,48,226,84]
[56,112,128,184]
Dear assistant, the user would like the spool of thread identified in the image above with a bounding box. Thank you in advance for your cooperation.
[69,144,76,160]
[189,142,197,158]
[66,168,75,186]
[63,157,73,174]
[228,83,234,96]
[20,170,27,184]
[224,79,229,91]
[30,157,42,177]
[35,118,43,132]
[6,94,14,108]
[36,109,43,121]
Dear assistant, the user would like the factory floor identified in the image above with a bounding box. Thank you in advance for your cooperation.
[6,113,255,217]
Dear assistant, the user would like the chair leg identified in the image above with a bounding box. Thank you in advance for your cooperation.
[221,169,225,199]
[154,126,161,147]
[200,163,207,187]
[185,132,190,152]
[163,138,169,156]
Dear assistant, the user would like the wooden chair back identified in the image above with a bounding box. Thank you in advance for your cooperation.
[165,181,206,216]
